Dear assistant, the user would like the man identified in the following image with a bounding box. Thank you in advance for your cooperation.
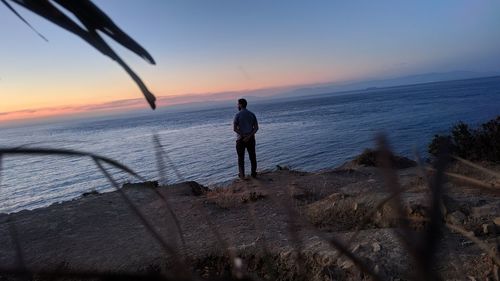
[233,98,259,179]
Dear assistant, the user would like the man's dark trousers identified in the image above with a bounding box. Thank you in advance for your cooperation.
[236,136,257,177]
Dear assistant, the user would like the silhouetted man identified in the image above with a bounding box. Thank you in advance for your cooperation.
[233,98,259,179]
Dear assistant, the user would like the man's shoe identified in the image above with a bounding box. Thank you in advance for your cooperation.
[251,172,257,178]
[238,173,245,179]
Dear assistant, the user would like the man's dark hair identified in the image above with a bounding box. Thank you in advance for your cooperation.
[238,98,247,108]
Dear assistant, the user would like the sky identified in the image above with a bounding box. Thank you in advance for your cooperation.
[1,0,500,123]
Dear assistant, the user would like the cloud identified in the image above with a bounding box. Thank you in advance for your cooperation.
[0,108,40,116]
[0,95,169,123]
[0,83,299,124]
[79,99,145,111]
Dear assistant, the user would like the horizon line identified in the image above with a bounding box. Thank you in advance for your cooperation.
[1,72,499,126]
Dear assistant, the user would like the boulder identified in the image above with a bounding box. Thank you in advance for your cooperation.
[494,217,500,226]
[447,211,466,225]
[188,181,208,196]
[122,181,159,189]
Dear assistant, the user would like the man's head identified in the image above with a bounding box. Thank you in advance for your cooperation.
[238,98,247,111]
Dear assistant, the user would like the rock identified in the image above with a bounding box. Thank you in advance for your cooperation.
[372,242,381,253]
[482,223,495,234]
[188,181,208,196]
[276,165,290,171]
[351,244,360,253]
[351,148,417,169]
[392,155,418,169]
[166,181,208,196]
[471,203,500,219]
[442,195,461,214]
[82,190,99,197]
[447,211,466,225]
[122,181,159,189]
[340,259,354,269]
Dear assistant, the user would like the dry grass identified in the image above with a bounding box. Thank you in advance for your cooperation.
[206,187,267,209]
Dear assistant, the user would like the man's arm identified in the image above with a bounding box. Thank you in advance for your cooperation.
[233,115,241,135]
[233,123,241,134]
[250,117,259,135]
[243,115,258,142]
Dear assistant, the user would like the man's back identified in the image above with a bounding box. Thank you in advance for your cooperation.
[234,108,258,137]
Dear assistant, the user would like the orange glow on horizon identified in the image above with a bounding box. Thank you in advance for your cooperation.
[0,98,149,123]
[0,68,352,124]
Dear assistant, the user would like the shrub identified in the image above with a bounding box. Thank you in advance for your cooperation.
[428,116,500,162]
[428,135,455,158]
[451,122,474,159]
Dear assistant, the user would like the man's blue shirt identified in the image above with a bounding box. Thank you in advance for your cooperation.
[234,108,258,138]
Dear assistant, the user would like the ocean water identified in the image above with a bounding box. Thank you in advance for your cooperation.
[1,76,499,214]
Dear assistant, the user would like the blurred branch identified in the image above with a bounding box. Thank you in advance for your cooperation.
[7,219,27,273]
[0,147,145,181]
[93,159,179,258]
[452,155,500,178]
[1,0,47,41]
[445,223,500,267]
[153,135,187,251]
[417,135,449,281]
[426,167,500,194]
[2,0,157,109]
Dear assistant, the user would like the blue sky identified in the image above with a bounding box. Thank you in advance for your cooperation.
[1,0,499,121]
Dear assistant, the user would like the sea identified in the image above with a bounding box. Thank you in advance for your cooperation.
[1,76,499,214]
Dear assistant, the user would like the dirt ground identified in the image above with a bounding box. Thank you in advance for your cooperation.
[0,160,498,280]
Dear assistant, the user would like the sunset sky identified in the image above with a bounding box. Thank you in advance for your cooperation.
[1,0,500,123]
